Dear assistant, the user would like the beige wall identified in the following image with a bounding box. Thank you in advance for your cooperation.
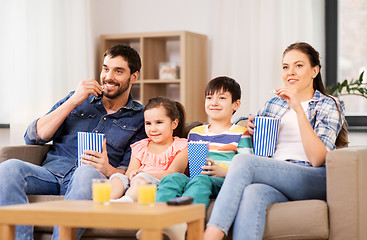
[0,129,10,147]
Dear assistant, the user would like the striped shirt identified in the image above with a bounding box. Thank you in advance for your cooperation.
[188,124,253,167]
[256,90,345,151]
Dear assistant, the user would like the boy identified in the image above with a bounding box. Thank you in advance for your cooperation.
[147,76,253,240]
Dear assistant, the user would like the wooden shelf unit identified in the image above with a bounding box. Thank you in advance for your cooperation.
[99,31,208,122]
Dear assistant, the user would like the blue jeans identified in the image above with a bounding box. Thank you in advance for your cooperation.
[207,153,326,240]
[0,159,105,240]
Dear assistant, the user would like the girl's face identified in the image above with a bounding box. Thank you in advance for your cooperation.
[205,90,240,121]
[144,106,178,145]
[282,50,319,100]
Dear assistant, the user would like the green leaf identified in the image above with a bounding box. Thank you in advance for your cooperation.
[346,85,351,93]
[341,79,348,87]
[358,71,365,84]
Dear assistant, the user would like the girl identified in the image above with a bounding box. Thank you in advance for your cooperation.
[109,96,188,202]
[203,42,348,240]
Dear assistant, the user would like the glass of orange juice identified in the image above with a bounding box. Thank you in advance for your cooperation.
[137,183,157,206]
[92,179,111,205]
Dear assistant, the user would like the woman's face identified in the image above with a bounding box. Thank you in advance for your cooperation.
[282,50,319,100]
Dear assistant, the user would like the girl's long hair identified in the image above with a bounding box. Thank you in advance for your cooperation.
[144,96,186,138]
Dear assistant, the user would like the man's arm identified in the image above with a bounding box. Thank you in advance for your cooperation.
[36,79,102,140]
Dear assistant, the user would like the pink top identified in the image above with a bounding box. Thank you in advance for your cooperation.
[131,137,188,173]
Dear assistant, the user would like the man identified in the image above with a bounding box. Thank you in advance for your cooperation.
[0,44,146,239]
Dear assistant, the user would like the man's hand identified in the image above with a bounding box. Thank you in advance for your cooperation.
[70,79,103,106]
[200,159,228,177]
[80,139,114,177]
[35,79,103,140]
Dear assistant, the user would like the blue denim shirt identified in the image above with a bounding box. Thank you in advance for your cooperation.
[24,92,146,177]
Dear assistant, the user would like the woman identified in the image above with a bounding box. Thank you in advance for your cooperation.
[203,42,348,240]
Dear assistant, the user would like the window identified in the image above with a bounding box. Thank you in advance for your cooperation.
[326,0,367,131]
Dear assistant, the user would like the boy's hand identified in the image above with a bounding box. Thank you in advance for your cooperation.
[201,158,228,177]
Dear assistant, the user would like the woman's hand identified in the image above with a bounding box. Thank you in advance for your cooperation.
[275,87,303,112]
[200,159,228,177]
[237,114,255,135]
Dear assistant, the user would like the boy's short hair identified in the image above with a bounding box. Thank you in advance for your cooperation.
[205,76,241,103]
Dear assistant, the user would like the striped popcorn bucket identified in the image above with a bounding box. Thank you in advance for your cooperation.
[77,132,105,167]
[188,141,209,179]
[253,117,280,157]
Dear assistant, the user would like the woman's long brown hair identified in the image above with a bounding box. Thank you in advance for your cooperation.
[283,42,349,148]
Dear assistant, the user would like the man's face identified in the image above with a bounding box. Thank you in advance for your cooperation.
[100,55,136,99]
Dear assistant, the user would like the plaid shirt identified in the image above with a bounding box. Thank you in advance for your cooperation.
[256,90,345,151]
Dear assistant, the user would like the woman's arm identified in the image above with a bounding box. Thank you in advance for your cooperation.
[277,87,327,167]
[296,110,328,167]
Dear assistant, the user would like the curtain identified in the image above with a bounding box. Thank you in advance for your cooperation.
[1,0,325,144]
[4,0,94,144]
[209,0,325,120]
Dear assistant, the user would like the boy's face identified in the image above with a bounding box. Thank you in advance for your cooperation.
[205,90,240,121]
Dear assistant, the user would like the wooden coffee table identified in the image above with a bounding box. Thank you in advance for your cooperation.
[0,200,205,240]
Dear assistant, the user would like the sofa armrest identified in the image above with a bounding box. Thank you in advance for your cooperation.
[326,146,367,240]
[0,145,50,166]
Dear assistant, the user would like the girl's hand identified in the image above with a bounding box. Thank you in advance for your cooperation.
[80,139,113,177]
[200,159,228,177]
[129,169,142,180]
[275,87,303,112]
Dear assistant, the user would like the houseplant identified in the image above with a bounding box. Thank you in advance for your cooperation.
[327,71,367,133]
[327,71,367,99]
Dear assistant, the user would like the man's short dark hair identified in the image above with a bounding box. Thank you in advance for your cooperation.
[103,44,141,74]
[205,76,241,103]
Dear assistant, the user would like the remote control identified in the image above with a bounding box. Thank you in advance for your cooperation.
[167,196,194,206]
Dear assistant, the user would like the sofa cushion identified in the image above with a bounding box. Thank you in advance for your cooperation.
[207,199,328,240]
[263,200,329,240]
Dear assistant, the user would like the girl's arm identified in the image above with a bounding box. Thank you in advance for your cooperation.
[143,147,188,180]
[125,155,142,180]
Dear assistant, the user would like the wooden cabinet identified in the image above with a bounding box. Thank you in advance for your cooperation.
[99,31,208,122]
